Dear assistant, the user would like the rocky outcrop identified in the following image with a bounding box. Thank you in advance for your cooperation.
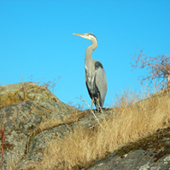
[0,82,112,170]
[1,82,170,170]
[87,127,170,170]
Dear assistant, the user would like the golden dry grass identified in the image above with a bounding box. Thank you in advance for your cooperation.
[29,87,170,170]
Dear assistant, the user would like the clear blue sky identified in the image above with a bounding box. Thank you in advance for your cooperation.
[0,1,170,109]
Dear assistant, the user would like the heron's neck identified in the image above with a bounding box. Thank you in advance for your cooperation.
[85,39,97,65]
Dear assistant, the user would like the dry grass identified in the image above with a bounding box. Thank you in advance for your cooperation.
[29,87,170,170]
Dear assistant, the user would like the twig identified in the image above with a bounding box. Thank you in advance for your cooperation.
[83,100,104,130]
[21,74,27,101]
[0,125,6,170]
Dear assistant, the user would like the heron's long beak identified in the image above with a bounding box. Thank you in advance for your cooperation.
[73,33,83,37]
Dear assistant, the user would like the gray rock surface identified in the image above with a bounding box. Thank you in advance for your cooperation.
[87,127,170,170]
[0,82,113,170]
[1,82,170,170]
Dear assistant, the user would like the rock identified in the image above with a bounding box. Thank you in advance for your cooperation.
[1,82,170,170]
[0,83,76,169]
[0,82,58,108]
[0,82,113,170]
[87,127,170,170]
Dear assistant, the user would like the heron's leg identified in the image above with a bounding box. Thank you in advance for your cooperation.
[96,93,101,112]
[91,98,94,110]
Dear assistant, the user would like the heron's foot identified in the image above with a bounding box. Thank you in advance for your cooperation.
[96,107,102,113]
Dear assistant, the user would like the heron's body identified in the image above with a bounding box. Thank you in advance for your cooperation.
[73,33,107,111]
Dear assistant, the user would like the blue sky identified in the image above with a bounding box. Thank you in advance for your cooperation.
[0,1,170,109]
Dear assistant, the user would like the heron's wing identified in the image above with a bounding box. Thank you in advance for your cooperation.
[95,61,107,107]
[85,67,94,99]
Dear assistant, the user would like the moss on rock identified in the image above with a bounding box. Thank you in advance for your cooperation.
[0,82,59,108]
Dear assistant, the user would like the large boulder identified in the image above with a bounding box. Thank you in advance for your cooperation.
[0,82,112,170]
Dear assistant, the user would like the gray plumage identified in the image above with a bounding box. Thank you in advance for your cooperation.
[73,33,107,111]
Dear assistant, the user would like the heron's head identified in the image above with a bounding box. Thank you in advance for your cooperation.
[73,33,97,42]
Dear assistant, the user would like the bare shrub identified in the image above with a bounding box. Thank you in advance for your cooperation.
[131,49,170,88]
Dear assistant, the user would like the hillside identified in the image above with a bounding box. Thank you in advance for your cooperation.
[0,82,170,170]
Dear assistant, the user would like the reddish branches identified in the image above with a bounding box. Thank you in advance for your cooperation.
[0,125,6,170]
[131,49,170,88]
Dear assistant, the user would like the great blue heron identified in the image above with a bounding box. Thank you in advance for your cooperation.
[73,33,107,111]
